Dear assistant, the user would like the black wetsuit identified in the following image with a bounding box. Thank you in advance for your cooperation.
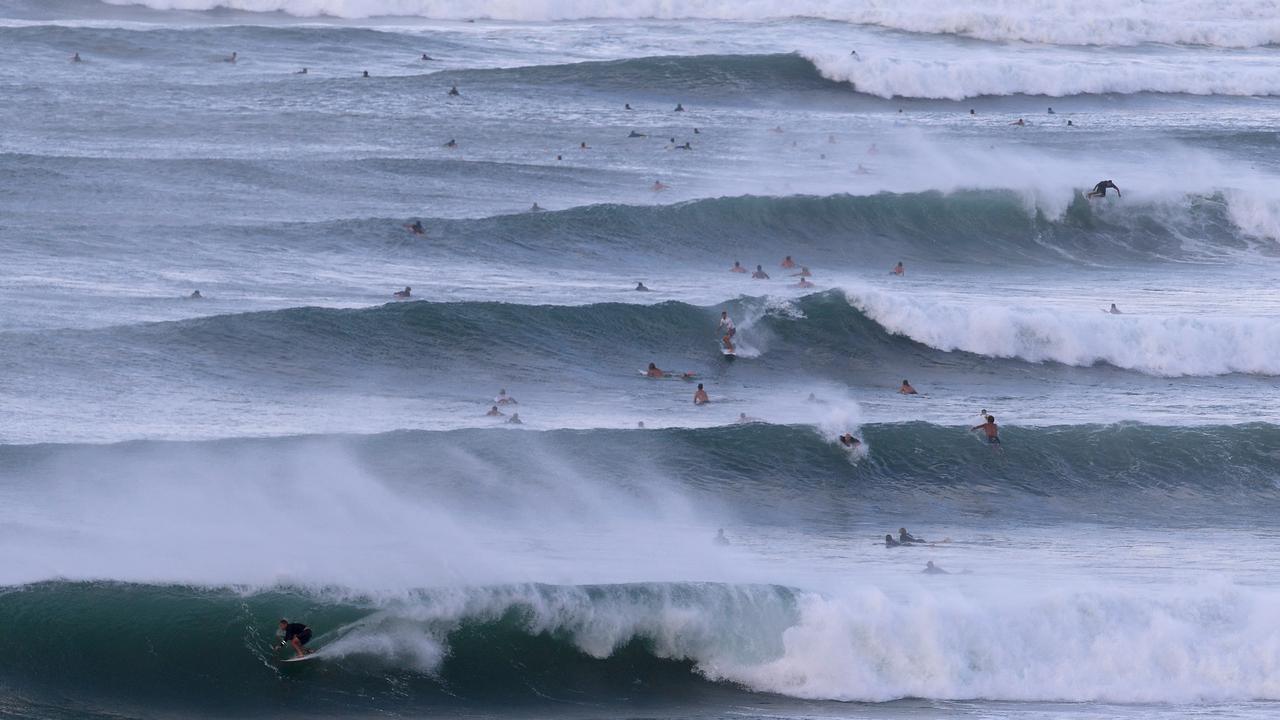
[283,623,312,646]
[885,536,902,547]
[900,531,924,544]
[1089,180,1120,197]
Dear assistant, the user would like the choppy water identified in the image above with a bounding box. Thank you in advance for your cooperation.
[2,1,1280,718]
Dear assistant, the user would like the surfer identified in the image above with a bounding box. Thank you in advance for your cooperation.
[628,130,646,138]
[922,561,949,574]
[625,103,633,110]
[646,363,666,378]
[730,261,747,273]
[855,163,871,175]
[277,619,312,658]
[1106,303,1122,314]
[406,220,425,235]
[674,103,685,112]
[839,433,860,449]
[530,202,542,212]
[495,389,517,405]
[580,141,590,149]
[1047,107,1055,114]
[443,138,457,148]
[736,412,760,423]
[635,281,650,292]
[506,413,523,425]
[694,128,701,134]
[791,266,812,277]
[714,528,730,545]
[421,53,434,61]
[393,286,411,299]
[885,534,902,547]
[188,290,203,299]
[693,383,710,405]
[485,405,505,417]
[652,180,668,191]
[296,68,308,75]
[891,261,904,276]
[899,380,918,395]
[362,70,370,78]
[971,415,1001,445]
[899,528,925,544]
[71,52,82,62]
[718,311,736,339]
[1086,180,1121,198]
[781,255,796,269]
[448,84,460,96]
[751,265,770,280]
[675,141,692,150]
[1067,120,1075,127]
[224,51,237,64]
[795,277,815,288]
[1011,118,1025,126]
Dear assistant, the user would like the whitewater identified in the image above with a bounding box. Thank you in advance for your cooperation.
[2,2,1279,719]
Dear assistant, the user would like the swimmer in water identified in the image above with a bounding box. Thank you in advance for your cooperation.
[188,290,203,299]
[791,266,812,277]
[693,383,710,405]
[393,286,412,299]
[628,130,646,138]
[781,256,796,269]
[885,534,902,548]
[224,52,237,63]
[1086,180,1121,199]
[1011,118,1025,126]
[443,138,457,148]
[406,220,425,235]
[485,405,504,417]
[899,380,918,395]
[839,433,860,449]
[646,362,666,378]
[652,180,668,191]
[922,561,949,574]
[495,389,517,405]
[635,281,650,292]
[899,528,924,544]
[674,103,685,112]
[530,202,542,212]
[71,52,82,62]
[730,261,747,273]
[506,413,522,425]
[1106,303,1122,314]
[736,412,760,424]
[971,415,1001,445]
[752,265,770,280]
[362,70,370,78]
[448,84,460,96]
[891,261,904,276]
[795,277,814,288]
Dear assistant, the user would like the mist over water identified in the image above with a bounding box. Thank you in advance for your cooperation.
[2,1,1279,719]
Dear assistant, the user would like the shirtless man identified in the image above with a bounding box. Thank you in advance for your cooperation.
[495,389,517,405]
[485,405,504,417]
[751,265,770,280]
[791,266,812,277]
[971,415,1001,445]
[693,383,710,405]
[646,362,666,378]
[795,277,814,288]
[891,261,904,276]
[730,261,747,273]
[899,379,918,395]
[781,255,796,269]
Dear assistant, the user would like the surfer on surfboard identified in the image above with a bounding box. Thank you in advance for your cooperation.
[276,619,313,658]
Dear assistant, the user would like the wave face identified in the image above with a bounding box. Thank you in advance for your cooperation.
[88,0,1280,48]
[6,579,1280,713]
[21,289,1280,381]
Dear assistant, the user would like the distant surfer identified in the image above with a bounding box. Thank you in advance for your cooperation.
[839,433,860,449]
[506,413,523,425]
[646,362,665,378]
[362,70,370,78]
[922,561,949,574]
[448,84,460,96]
[224,51,237,64]
[71,52,82,63]
[714,528,730,545]
[393,286,411,299]
[899,379,917,395]
[1067,120,1075,127]
[1086,180,1121,199]
[795,277,814,288]
[781,255,796,269]
[296,68,308,75]
[675,141,692,150]
[485,405,504,417]
[277,619,313,658]
[971,414,1001,445]
[674,103,685,112]
[628,130,646,138]
[1106,303,1122,314]
[1011,118,1025,126]
[752,265,769,280]
[730,261,747,273]
[443,138,457,148]
[530,202,543,212]
[736,412,760,423]
[899,528,925,544]
[635,281,650,292]
[693,383,710,405]
[1047,107,1055,114]
[855,163,871,175]
[652,180,668,191]
[791,266,812,277]
[580,141,590,150]
[625,103,633,110]
[406,220,425,235]
[885,534,902,548]
[495,389,517,405]
[421,53,434,61]
[188,290,203,299]
[867,143,879,155]
[891,261,904,276]
[694,128,701,134]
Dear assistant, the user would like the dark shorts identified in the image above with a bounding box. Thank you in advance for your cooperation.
[294,629,312,646]
[988,436,1001,444]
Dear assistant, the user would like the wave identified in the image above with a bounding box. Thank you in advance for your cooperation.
[86,0,1280,48]
[5,578,1280,712]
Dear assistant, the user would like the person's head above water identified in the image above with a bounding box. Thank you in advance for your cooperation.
[697,383,704,390]
[902,379,910,386]
[648,363,657,370]
[987,415,995,423]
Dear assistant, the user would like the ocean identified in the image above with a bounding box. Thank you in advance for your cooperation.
[2,1,1280,718]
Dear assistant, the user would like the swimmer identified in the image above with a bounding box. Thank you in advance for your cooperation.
[362,70,370,78]
[635,281,650,292]
[71,52,82,63]
[406,220,425,235]
[891,261,904,276]
[751,265,770,280]
[714,528,730,545]
[674,103,685,112]
[1086,180,1121,199]
[1106,303,1122,314]
[969,108,975,115]
[443,138,457,148]
[781,255,796,269]
[646,362,665,378]
[556,155,562,161]
[922,561,949,574]
[693,383,710,405]
[736,412,760,424]
[580,141,589,149]
[795,277,814,288]
[421,53,434,61]
[885,534,902,548]
[791,267,812,277]
[1067,120,1074,127]
[899,528,924,544]
[485,406,504,417]
[971,415,1001,445]
[529,202,542,212]
[627,130,646,138]
[295,68,308,75]
[899,380,917,395]
[675,142,692,150]
[839,433,860,448]
[652,180,668,192]
[730,261,747,273]
[806,392,824,403]
[506,413,523,425]
[495,389,517,405]
[1047,107,1055,114]
[224,52,237,63]
[637,421,646,428]
[855,163,870,175]
[693,128,700,134]
[448,84,460,96]
[625,103,633,110]
[1011,118,1025,126]
[188,290,203,299]
[393,286,412,299]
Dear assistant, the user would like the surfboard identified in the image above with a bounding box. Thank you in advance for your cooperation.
[721,349,736,360]
[279,652,320,664]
